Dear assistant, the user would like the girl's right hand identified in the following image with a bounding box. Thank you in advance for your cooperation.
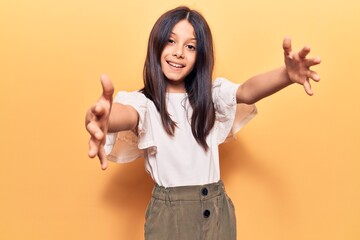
[85,75,114,170]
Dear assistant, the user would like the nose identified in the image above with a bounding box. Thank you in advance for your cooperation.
[172,46,184,58]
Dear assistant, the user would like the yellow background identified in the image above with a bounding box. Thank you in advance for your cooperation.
[1,0,359,239]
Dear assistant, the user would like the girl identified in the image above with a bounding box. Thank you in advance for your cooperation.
[85,6,320,240]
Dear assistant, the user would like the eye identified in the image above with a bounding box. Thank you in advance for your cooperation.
[168,39,175,44]
[186,44,196,51]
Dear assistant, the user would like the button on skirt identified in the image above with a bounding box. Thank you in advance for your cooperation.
[144,180,236,240]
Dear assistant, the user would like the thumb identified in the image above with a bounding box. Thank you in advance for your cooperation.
[100,74,114,101]
[303,79,314,96]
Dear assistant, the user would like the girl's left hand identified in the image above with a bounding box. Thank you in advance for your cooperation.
[283,37,321,96]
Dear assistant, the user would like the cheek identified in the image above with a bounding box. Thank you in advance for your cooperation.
[160,59,167,74]
[188,55,196,70]
[161,46,171,57]
[160,50,167,64]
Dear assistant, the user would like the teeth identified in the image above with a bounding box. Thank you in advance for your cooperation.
[168,61,184,68]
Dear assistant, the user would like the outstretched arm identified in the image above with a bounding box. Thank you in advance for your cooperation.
[85,75,139,170]
[236,37,321,104]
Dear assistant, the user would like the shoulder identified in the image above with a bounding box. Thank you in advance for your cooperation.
[212,77,239,107]
[114,90,148,104]
[213,77,240,90]
[113,90,159,110]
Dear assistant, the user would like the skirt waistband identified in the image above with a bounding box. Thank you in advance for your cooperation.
[152,180,225,201]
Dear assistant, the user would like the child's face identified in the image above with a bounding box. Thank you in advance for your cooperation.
[161,19,197,93]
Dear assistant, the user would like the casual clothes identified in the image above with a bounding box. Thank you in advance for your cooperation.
[104,78,257,239]
[145,181,236,240]
[105,78,257,187]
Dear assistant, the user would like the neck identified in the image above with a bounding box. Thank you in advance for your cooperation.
[166,86,186,93]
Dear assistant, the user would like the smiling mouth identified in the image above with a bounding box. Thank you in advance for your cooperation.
[167,61,185,68]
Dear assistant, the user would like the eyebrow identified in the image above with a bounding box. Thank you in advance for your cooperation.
[170,32,197,41]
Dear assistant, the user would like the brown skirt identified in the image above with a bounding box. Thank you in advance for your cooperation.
[144,180,237,240]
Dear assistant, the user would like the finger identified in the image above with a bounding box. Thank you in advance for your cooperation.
[299,46,311,59]
[308,70,320,82]
[283,36,292,56]
[303,79,313,96]
[86,122,104,140]
[90,103,106,118]
[98,147,108,170]
[85,108,95,126]
[305,57,321,67]
[88,137,100,158]
[100,75,114,101]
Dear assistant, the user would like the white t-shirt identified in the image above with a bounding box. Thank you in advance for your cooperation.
[105,78,257,187]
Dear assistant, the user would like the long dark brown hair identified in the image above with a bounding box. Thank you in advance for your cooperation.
[141,6,215,151]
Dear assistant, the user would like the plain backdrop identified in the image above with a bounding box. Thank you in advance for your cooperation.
[1,0,359,239]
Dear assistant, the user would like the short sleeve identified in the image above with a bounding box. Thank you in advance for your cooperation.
[212,78,257,144]
[104,91,156,163]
